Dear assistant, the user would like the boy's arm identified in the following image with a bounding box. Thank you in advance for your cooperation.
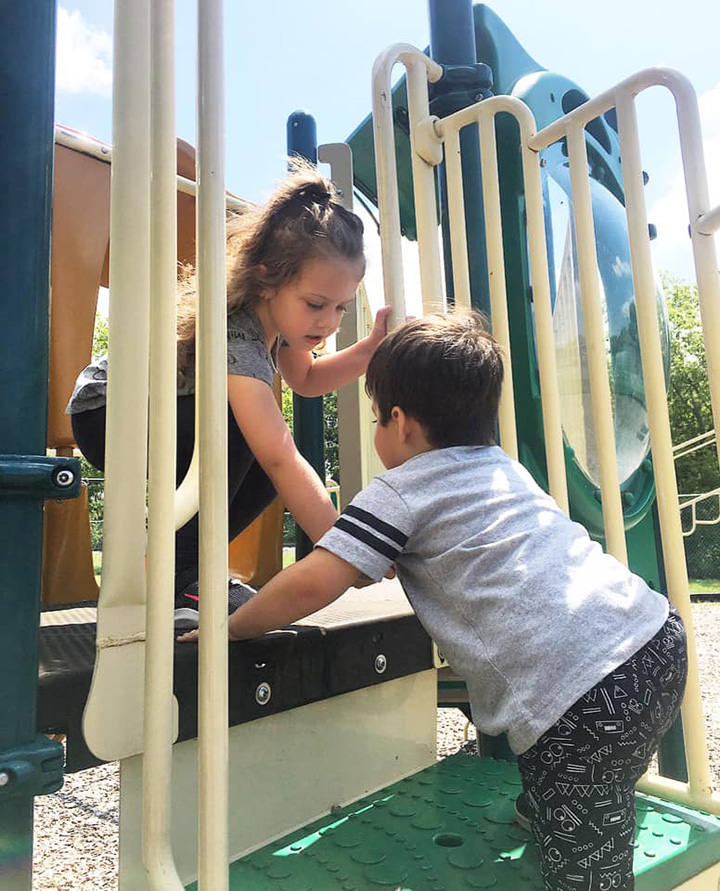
[177,549,362,643]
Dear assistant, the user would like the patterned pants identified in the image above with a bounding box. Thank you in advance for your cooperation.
[517,608,687,891]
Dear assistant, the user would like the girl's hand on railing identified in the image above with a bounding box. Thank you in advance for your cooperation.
[367,305,392,348]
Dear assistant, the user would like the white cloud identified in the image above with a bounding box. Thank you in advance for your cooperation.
[649,81,720,280]
[56,7,112,97]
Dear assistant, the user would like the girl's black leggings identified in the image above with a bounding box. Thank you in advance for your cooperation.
[71,395,277,596]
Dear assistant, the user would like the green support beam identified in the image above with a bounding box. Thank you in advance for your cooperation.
[0,3,67,888]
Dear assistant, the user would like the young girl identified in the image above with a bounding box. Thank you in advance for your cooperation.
[67,162,390,613]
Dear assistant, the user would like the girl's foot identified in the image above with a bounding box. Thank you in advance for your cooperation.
[174,577,256,629]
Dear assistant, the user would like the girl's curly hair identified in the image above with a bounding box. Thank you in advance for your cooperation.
[177,158,365,381]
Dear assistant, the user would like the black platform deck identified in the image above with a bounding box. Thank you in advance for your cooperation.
[37,580,433,772]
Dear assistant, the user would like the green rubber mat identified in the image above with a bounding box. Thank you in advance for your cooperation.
[186,754,720,890]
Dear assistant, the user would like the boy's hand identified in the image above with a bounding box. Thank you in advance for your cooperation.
[177,628,199,643]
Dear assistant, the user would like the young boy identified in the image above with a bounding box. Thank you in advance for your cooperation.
[180,313,687,891]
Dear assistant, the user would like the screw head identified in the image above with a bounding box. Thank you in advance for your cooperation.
[0,771,10,787]
[54,469,75,488]
[255,682,272,706]
[374,654,387,674]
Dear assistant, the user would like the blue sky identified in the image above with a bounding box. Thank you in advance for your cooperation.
[55,1,720,285]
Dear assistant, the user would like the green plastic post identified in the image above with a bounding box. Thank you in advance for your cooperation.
[286,111,327,560]
[0,2,59,888]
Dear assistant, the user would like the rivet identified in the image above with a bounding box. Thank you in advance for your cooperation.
[374,654,387,674]
[255,682,272,705]
[0,772,10,787]
[55,469,75,488]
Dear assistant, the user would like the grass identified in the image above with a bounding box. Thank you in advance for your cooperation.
[688,578,720,595]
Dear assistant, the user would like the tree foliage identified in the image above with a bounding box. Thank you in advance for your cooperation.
[664,274,719,495]
[280,385,339,482]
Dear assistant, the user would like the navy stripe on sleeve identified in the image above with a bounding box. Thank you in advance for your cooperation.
[344,504,408,547]
[334,517,401,562]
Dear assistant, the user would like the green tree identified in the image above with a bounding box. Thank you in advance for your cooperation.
[280,384,339,481]
[664,274,719,495]
[280,385,339,547]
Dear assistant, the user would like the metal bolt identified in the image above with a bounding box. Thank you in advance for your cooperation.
[255,682,272,706]
[54,469,75,488]
[374,654,387,674]
[0,772,10,787]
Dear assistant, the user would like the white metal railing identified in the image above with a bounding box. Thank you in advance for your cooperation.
[82,0,151,767]
[82,0,231,887]
[371,45,443,326]
[673,428,717,462]
[680,488,720,537]
[143,0,183,887]
[673,431,720,536]
[372,48,720,816]
[372,48,568,509]
[54,124,248,213]
[195,0,229,885]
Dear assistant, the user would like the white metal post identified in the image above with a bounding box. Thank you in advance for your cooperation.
[196,0,229,886]
[142,0,184,886]
[615,87,714,804]
[83,0,151,763]
[371,45,442,326]
[404,60,444,314]
[565,122,627,564]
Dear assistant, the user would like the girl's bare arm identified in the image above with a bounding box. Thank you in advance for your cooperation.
[279,306,391,397]
[228,375,337,543]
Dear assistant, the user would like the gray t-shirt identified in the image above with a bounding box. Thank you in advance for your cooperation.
[66,305,276,414]
[318,445,669,754]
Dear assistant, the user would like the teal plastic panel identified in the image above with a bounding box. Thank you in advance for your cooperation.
[186,755,720,890]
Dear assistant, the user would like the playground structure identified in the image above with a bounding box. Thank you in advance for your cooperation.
[2,2,720,890]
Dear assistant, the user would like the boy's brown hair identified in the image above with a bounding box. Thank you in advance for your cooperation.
[365,313,504,448]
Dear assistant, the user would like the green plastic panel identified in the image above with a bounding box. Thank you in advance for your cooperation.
[186,755,720,890]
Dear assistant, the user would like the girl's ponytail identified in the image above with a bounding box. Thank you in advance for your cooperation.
[178,159,365,380]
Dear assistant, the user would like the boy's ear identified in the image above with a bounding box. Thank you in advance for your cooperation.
[392,406,412,443]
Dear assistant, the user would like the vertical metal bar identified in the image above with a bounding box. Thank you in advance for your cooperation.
[0,2,56,886]
[405,62,444,313]
[102,0,152,608]
[566,123,627,564]
[142,0,184,887]
[371,46,442,324]
[428,0,491,315]
[319,143,375,505]
[673,76,720,482]
[477,111,518,459]
[287,112,326,560]
[82,0,151,769]
[616,89,713,799]
[196,0,229,886]
[442,127,472,310]
[516,129,569,515]
[371,49,409,325]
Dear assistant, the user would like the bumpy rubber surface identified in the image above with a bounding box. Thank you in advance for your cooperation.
[187,755,720,890]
